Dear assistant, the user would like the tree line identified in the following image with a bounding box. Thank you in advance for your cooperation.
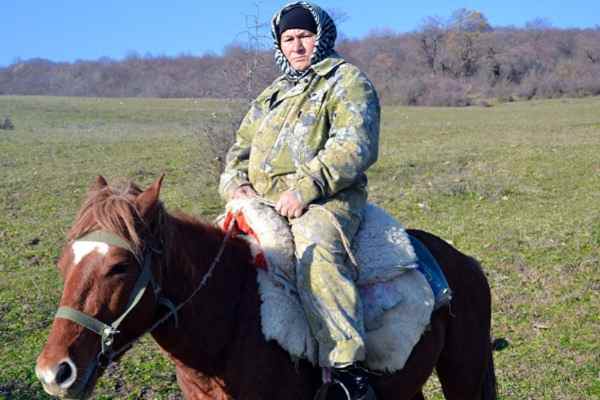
[1,9,599,106]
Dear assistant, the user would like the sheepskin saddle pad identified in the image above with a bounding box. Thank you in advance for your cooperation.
[219,198,435,373]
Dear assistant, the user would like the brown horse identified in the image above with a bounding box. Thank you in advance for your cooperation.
[36,176,496,400]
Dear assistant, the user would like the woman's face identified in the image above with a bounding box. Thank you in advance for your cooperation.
[280,28,316,71]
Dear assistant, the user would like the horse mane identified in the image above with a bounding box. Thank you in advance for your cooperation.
[68,180,155,254]
[67,179,231,260]
[67,178,253,298]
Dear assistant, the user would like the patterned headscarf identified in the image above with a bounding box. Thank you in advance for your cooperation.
[271,1,337,81]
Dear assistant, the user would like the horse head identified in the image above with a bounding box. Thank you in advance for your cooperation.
[36,175,167,399]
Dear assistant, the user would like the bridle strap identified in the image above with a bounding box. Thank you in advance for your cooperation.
[55,307,116,344]
[107,212,238,359]
[52,219,235,383]
[74,230,135,254]
[55,230,164,361]
[112,251,154,328]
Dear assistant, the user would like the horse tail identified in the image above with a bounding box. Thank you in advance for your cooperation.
[481,341,497,400]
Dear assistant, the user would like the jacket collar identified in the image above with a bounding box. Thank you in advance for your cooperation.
[272,52,345,86]
[310,52,345,77]
[263,53,346,106]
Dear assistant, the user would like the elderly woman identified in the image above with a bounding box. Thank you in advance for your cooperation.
[219,2,379,398]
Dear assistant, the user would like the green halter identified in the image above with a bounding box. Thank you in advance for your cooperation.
[54,230,177,389]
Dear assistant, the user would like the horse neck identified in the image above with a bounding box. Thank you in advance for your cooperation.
[151,213,255,371]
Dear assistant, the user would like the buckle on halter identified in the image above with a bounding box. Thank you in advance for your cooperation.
[102,327,119,348]
[103,327,119,338]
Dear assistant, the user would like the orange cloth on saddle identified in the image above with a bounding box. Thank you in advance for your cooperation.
[222,211,268,270]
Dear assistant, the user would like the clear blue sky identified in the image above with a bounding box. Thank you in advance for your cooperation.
[2,0,598,67]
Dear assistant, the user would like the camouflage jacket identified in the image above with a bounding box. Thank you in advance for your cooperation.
[219,53,380,209]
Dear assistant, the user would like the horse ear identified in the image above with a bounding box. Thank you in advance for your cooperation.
[136,174,165,219]
[90,175,108,192]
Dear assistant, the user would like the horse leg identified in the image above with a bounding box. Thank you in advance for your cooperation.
[434,256,496,400]
[436,345,496,400]
[406,230,497,400]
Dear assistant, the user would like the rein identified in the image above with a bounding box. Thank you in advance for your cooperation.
[53,217,237,390]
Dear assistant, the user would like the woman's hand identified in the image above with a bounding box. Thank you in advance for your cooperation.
[232,184,257,199]
[275,190,306,219]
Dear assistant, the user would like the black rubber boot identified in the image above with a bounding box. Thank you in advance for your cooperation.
[325,365,376,400]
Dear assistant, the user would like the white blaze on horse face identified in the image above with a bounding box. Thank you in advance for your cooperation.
[72,241,110,264]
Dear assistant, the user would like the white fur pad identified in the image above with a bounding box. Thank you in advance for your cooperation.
[223,199,435,373]
[258,268,434,372]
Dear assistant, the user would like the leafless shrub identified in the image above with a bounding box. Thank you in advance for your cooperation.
[516,72,539,100]
[193,103,248,183]
[393,77,427,105]
[519,72,566,99]
[486,80,516,103]
[391,75,471,106]
[424,77,472,106]
[0,117,14,130]
[517,61,600,100]
[558,62,600,97]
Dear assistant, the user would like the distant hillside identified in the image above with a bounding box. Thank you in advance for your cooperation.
[1,10,599,106]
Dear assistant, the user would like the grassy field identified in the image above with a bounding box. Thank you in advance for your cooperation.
[0,95,598,399]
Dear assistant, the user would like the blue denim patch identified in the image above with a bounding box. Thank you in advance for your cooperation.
[408,235,452,310]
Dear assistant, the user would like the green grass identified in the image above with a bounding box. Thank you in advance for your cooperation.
[1,95,599,399]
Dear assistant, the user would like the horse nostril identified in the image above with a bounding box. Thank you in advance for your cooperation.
[55,361,73,385]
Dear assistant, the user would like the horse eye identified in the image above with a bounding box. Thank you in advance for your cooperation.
[107,263,129,276]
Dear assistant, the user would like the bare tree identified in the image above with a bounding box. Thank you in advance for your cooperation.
[450,9,492,33]
[577,30,600,64]
[235,2,273,99]
[415,16,445,72]
[194,103,247,182]
[441,9,492,77]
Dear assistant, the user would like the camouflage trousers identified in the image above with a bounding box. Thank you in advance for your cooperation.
[290,205,365,368]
